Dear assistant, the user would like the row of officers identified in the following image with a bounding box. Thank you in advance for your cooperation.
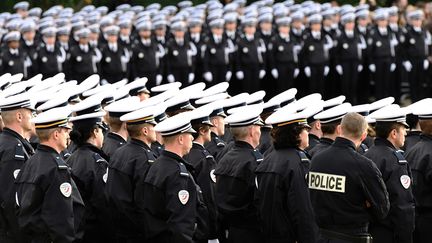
[1,7,431,104]
[1,78,432,243]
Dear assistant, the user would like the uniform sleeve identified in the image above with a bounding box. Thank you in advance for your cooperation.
[165,173,196,243]
[387,164,415,242]
[286,164,319,243]
[360,159,390,220]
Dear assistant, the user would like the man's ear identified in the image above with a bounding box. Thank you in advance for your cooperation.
[361,131,367,142]
[315,121,321,130]
[336,125,342,135]
[16,111,23,122]
[141,126,148,136]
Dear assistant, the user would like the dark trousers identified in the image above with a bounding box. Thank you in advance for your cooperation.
[415,213,432,243]
[228,226,264,243]
[241,65,260,93]
[308,64,326,96]
[275,62,296,92]
[373,58,393,99]
[409,59,429,102]
[135,70,158,89]
[209,65,228,85]
[340,61,360,104]
[172,67,190,87]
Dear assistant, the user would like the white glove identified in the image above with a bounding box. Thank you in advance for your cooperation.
[204,72,213,82]
[236,71,244,80]
[188,73,195,83]
[156,74,163,85]
[259,70,266,79]
[424,59,430,70]
[403,61,412,72]
[390,63,396,72]
[336,65,343,75]
[357,64,363,72]
[271,69,279,79]
[369,64,376,73]
[208,240,220,243]
[294,68,300,78]
[225,71,232,82]
[167,74,175,83]
[101,79,108,85]
[304,66,311,77]
[324,66,330,76]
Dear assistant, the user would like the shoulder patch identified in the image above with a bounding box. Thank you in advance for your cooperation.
[297,150,310,163]
[394,150,407,164]
[252,149,264,163]
[179,162,190,177]
[14,143,26,161]
[55,155,69,170]
[93,153,107,164]
[203,150,214,159]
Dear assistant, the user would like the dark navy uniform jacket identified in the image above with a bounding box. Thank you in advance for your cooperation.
[101,132,127,159]
[309,137,390,230]
[16,145,85,243]
[364,138,415,242]
[0,128,34,239]
[106,138,155,239]
[205,132,226,160]
[255,146,318,243]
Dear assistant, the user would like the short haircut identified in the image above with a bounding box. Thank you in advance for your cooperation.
[107,116,123,132]
[36,128,57,142]
[341,112,368,139]
[230,126,249,140]
[419,119,432,135]
[1,110,17,125]
[127,123,145,138]
[271,124,305,149]
[321,122,339,135]
[191,123,210,139]
[375,122,403,139]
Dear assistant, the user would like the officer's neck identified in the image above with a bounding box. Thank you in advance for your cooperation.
[111,130,128,142]
[193,136,206,147]
[323,133,338,142]
[4,125,27,140]
[386,137,401,150]
[165,142,188,157]
[132,135,152,147]
[340,134,362,148]
[40,141,63,154]
[237,137,258,149]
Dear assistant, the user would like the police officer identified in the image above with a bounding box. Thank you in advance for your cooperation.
[214,105,264,243]
[203,101,227,159]
[0,31,29,77]
[257,13,275,96]
[103,97,142,158]
[364,105,415,243]
[335,13,366,104]
[403,10,432,102]
[188,18,206,84]
[301,14,333,96]
[235,17,266,94]
[106,106,157,242]
[404,100,432,243]
[355,8,372,104]
[130,21,165,88]
[16,107,85,243]
[203,19,235,85]
[270,17,301,92]
[67,28,100,83]
[66,110,112,243]
[309,112,390,242]
[309,103,350,157]
[33,27,66,78]
[368,9,398,99]
[183,108,219,243]
[141,113,208,242]
[0,95,35,243]
[256,108,318,243]
[151,104,168,158]
[19,20,37,78]
[166,21,197,86]
[99,25,129,84]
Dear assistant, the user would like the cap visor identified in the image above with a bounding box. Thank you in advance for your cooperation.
[183,127,197,134]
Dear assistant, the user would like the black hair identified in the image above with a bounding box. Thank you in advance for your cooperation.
[271,124,306,149]
[69,123,99,147]
[375,122,403,139]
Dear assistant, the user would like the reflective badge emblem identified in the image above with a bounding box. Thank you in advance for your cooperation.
[308,172,346,193]
[13,169,20,179]
[173,50,179,56]
[400,175,411,189]
[343,43,349,49]
[410,38,415,44]
[243,47,248,53]
[60,182,72,197]
[309,45,315,51]
[376,41,382,47]
[42,57,48,63]
[76,56,82,62]
[103,170,108,183]
[138,52,144,58]
[278,45,284,51]
[8,60,14,66]
[106,57,111,63]
[178,190,189,205]
[211,48,216,54]
[210,169,216,183]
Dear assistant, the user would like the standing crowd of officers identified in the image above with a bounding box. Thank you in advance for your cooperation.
[0,0,431,104]
[1,70,432,243]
